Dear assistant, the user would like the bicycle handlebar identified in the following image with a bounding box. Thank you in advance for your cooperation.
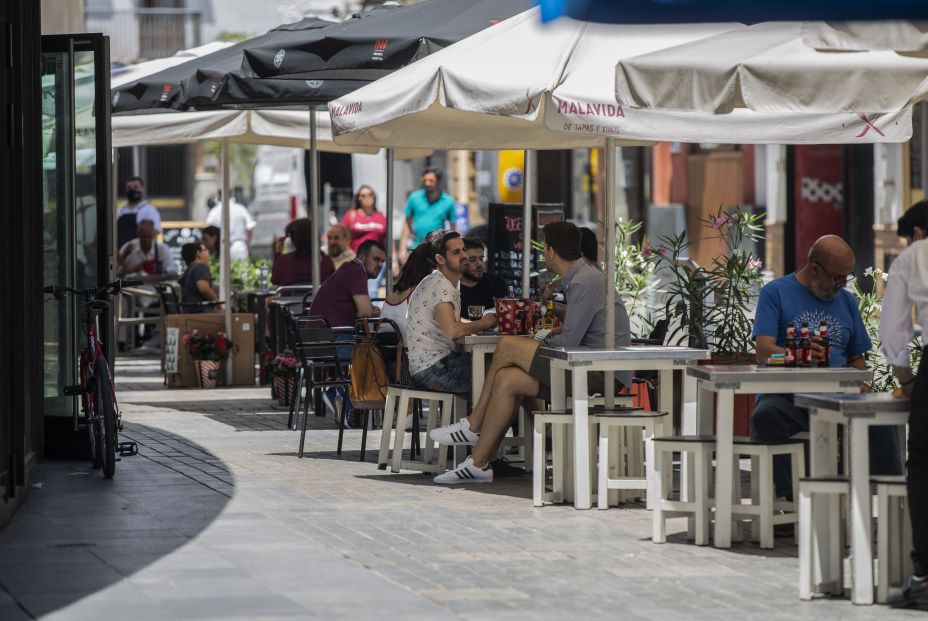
[43,279,144,298]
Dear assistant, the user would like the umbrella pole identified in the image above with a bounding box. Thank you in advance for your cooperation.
[604,138,617,408]
[385,148,395,292]
[310,108,320,295]
[521,150,534,297]
[221,138,233,386]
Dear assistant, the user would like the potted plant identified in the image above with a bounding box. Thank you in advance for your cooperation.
[182,329,236,388]
[270,351,299,406]
[652,204,765,363]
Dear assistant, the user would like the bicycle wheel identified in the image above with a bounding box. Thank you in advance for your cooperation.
[94,357,117,479]
[81,358,102,469]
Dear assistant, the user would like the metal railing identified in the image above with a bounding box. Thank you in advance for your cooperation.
[84,8,202,62]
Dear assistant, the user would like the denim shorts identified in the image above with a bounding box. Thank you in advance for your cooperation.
[411,352,472,396]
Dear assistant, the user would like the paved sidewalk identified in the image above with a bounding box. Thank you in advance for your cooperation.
[0,356,922,620]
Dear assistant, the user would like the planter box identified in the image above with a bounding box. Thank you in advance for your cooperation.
[165,312,255,387]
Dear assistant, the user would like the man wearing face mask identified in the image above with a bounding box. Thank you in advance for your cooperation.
[116,176,162,249]
[751,235,902,504]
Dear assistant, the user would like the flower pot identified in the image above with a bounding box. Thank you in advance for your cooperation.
[275,376,296,407]
[195,360,222,389]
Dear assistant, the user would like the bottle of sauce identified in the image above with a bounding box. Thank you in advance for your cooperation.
[532,302,543,334]
[817,319,830,367]
[798,322,812,367]
[784,322,796,367]
[543,300,556,330]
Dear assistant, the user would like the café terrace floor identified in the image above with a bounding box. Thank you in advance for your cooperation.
[0,355,922,620]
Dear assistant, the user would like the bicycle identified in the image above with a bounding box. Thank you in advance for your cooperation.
[44,279,142,478]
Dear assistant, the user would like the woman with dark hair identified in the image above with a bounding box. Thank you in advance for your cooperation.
[270,217,335,286]
[342,185,387,253]
[201,226,221,259]
[379,242,435,343]
[178,242,219,313]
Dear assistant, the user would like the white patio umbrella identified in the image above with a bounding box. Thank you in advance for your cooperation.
[801,20,928,52]
[614,21,928,116]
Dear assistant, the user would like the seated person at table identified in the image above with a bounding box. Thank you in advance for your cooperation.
[325,224,356,270]
[271,218,335,287]
[201,225,220,259]
[380,242,435,345]
[308,239,385,329]
[879,201,928,606]
[406,231,498,394]
[429,221,632,484]
[117,220,177,277]
[579,226,600,268]
[179,242,219,313]
[460,237,507,311]
[751,235,902,501]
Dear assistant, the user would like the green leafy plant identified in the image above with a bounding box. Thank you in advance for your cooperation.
[852,267,923,392]
[652,205,765,355]
[207,256,268,291]
[615,218,663,337]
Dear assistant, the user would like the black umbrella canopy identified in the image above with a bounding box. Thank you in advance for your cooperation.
[112,14,361,114]
[240,0,531,80]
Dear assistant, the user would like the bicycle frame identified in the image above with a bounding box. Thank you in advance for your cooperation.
[76,300,114,432]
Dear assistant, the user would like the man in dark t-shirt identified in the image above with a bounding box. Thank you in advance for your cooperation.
[309,240,386,328]
[460,237,507,311]
[179,242,219,313]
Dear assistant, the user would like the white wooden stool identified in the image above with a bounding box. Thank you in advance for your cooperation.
[874,476,913,604]
[593,410,669,509]
[798,477,848,600]
[377,385,465,474]
[729,438,804,549]
[652,436,715,546]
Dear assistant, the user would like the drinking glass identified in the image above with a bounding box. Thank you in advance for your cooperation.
[467,305,484,320]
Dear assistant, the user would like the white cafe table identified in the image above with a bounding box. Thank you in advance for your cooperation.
[537,346,709,510]
[794,393,908,605]
[461,334,501,399]
[686,365,872,549]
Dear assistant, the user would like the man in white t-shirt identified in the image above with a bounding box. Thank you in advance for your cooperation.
[406,231,497,394]
[206,191,256,260]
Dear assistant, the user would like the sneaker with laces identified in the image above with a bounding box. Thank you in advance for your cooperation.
[433,456,493,485]
[891,575,928,608]
[490,457,527,478]
[429,418,479,446]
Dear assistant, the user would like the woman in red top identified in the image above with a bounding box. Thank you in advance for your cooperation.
[271,218,335,286]
[342,185,387,253]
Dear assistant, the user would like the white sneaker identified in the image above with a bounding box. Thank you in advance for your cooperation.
[428,418,479,446]
[433,456,493,485]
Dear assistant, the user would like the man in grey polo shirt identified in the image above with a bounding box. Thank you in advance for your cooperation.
[430,221,631,484]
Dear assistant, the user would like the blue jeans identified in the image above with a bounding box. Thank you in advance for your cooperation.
[411,352,472,397]
[750,393,903,498]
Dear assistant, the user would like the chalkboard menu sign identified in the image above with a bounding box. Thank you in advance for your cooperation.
[161,223,204,275]
[487,203,564,298]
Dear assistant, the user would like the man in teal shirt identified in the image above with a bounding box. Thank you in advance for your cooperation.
[400,168,457,255]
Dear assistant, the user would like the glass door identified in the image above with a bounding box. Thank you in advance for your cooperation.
[41,34,112,419]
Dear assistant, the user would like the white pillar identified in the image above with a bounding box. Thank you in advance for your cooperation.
[310,108,321,293]
[385,148,395,292]
[221,139,233,386]
[521,150,535,297]
[604,138,617,407]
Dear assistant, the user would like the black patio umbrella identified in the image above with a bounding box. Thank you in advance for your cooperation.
[239,0,530,80]
[112,15,373,114]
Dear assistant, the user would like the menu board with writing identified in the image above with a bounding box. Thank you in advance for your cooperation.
[487,203,564,298]
[161,224,204,275]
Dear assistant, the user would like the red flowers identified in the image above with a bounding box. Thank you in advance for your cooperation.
[184,329,235,361]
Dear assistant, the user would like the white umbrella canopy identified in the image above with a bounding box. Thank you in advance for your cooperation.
[801,20,928,52]
[615,21,928,118]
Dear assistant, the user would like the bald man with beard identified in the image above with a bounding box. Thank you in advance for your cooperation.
[750,235,902,503]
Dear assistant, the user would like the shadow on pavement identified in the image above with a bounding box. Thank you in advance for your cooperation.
[0,423,232,619]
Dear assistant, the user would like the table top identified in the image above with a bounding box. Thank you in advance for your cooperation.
[687,364,872,383]
[795,392,910,416]
[462,333,502,345]
[537,346,709,363]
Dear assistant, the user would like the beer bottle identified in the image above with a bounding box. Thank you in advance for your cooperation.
[784,322,796,367]
[543,300,556,329]
[818,319,830,367]
[532,303,543,334]
[798,322,812,367]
